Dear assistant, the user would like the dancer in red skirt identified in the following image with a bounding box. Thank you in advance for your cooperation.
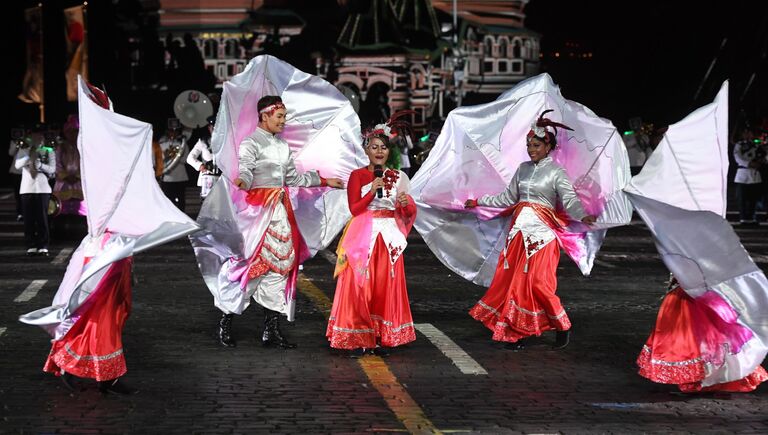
[20,77,199,395]
[465,113,596,350]
[637,275,767,393]
[42,237,135,393]
[327,118,417,357]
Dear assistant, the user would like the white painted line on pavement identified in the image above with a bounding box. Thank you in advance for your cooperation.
[51,248,73,265]
[14,280,47,303]
[319,249,338,264]
[0,327,6,338]
[594,259,617,269]
[415,323,488,375]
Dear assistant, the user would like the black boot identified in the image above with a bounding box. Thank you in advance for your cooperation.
[504,339,527,351]
[554,330,570,349]
[372,345,390,357]
[218,313,236,347]
[60,372,76,392]
[262,309,296,349]
[348,348,366,358]
[99,378,138,395]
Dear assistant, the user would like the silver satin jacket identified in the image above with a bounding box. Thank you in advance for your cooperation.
[478,156,586,221]
[237,127,321,189]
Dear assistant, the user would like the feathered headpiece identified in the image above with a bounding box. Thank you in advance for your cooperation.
[527,109,573,145]
[362,110,416,170]
[85,82,110,110]
[363,110,416,141]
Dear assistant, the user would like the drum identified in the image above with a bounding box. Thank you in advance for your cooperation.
[200,173,219,198]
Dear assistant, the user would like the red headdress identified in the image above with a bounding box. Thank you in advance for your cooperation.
[527,109,573,145]
[85,81,110,110]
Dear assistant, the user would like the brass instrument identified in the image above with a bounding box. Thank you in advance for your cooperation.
[174,90,214,129]
[161,135,185,176]
[413,130,439,165]
[47,193,62,217]
[11,128,29,150]
[413,145,433,165]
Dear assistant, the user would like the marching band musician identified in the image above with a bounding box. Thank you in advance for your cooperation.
[159,118,189,212]
[186,115,220,199]
[15,129,56,256]
[733,127,766,225]
[151,129,165,181]
[8,128,25,221]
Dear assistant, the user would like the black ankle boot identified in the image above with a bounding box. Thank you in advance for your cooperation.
[372,345,390,357]
[504,339,527,351]
[60,372,76,391]
[348,348,366,358]
[554,330,570,349]
[262,309,296,349]
[218,313,236,347]
[98,378,138,395]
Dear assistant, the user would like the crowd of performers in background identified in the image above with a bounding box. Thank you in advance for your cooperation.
[9,113,768,248]
[7,109,224,255]
[11,60,768,398]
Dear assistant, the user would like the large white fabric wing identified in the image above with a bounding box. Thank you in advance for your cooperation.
[412,73,632,286]
[191,55,365,316]
[627,81,768,386]
[626,82,729,217]
[19,76,200,338]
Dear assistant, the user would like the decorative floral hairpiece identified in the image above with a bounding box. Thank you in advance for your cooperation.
[259,102,286,114]
[362,110,417,141]
[527,109,573,144]
[363,123,395,140]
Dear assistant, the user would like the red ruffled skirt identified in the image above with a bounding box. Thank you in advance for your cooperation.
[327,235,416,350]
[637,287,767,392]
[469,232,570,343]
[44,258,133,381]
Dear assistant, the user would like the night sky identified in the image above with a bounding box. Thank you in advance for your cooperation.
[524,0,767,131]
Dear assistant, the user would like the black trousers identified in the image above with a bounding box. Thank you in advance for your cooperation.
[21,193,50,249]
[161,181,187,212]
[737,183,762,222]
[10,174,22,215]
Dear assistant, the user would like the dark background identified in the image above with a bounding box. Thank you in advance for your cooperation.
[5,0,768,186]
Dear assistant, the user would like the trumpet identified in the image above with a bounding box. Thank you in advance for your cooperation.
[11,128,29,150]
[14,138,29,151]
[413,144,434,165]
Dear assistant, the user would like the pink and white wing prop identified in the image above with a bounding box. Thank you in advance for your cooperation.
[19,76,200,338]
[627,82,768,386]
[412,73,632,286]
[191,55,365,315]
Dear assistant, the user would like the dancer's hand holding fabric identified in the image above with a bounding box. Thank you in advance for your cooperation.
[581,215,597,225]
[233,177,247,190]
[396,192,409,207]
[464,199,478,209]
[325,178,344,189]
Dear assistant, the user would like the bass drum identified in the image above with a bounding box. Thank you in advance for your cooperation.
[47,193,62,217]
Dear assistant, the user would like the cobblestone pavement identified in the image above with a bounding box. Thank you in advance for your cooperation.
[1,189,767,434]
